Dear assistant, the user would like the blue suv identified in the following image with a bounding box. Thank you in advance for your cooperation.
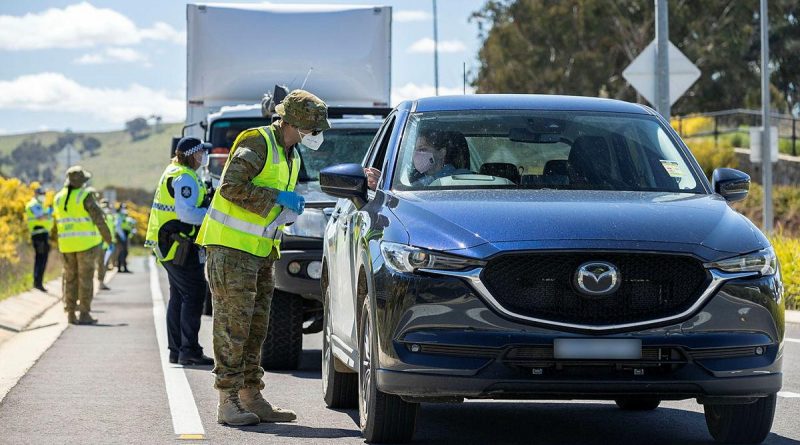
[319,95,784,444]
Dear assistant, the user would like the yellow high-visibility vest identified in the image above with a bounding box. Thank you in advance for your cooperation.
[25,198,53,236]
[144,163,206,261]
[53,187,101,253]
[196,126,300,258]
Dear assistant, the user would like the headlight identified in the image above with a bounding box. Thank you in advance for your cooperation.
[283,208,326,239]
[706,247,778,276]
[380,241,484,273]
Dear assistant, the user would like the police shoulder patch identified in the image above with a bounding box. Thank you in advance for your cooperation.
[181,186,192,199]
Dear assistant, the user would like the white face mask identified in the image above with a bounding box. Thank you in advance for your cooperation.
[298,129,324,151]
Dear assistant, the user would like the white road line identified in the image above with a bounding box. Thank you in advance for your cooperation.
[149,256,205,440]
[778,391,800,398]
[784,338,800,344]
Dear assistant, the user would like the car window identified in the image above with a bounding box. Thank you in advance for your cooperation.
[369,115,395,170]
[391,110,701,192]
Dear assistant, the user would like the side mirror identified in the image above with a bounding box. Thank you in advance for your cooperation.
[320,163,368,207]
[712,168,750,202]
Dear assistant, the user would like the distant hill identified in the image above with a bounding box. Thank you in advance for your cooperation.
[0,123,183,191]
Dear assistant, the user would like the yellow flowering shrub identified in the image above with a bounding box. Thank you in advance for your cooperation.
[123,200,150,246]
[684,138,738,179]
[671,114,714,137]
[0,177,36,263]
[771,233,800,309]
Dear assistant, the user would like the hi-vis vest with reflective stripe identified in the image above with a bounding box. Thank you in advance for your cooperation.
[25,198,53,236]
[196,126,300,258]
[145,163,206,262]
[53,187,102,253]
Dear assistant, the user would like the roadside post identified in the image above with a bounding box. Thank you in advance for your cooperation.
[760,0,773,233]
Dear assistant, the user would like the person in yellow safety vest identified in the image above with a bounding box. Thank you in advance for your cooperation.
[145,136,214,367]
[196,89,329,426]
[94,198,115,290]
[25,187,54,292]
[52,166,113,325]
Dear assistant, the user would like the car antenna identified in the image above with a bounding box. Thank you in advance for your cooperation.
[300,67,314,89]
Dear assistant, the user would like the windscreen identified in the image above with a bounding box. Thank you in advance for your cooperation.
[209,119,377,181]
[391,111,703,193]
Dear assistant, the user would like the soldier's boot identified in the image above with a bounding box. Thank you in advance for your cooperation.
[239,387,297,423]
[77,312,98,325]
[217,392,260,426]
[67,311,77,324]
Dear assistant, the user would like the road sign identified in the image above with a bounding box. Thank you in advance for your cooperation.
[750,126,779,163]
[622,40,701,106]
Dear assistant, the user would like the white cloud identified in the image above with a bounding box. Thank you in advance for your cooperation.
[0,72,185,125]
[0,2,184,50]
[74,47,150,66]
[392,83,475,105]
[407,38,466,54]
[394,10,431,22]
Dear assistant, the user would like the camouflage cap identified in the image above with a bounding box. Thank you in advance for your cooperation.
[275,90,331,131]
[65,165,91,187]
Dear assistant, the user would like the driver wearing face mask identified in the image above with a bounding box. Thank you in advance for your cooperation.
[145,136,215,367]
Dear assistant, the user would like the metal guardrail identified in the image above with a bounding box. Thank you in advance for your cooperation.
[674,108,798,156]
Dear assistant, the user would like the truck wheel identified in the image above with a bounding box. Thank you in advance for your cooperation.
[704,394,777,444]
[260,290,303,370]
[358,299,418,443]
[322,285,357,408]
[614,398,660,411]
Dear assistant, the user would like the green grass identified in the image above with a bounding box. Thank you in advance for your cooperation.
[0,246,62,302]
[0,123,183,191]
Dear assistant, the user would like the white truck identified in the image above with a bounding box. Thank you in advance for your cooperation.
[183,2,392,369]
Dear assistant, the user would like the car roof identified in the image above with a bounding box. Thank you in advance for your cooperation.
[401,94,651,115]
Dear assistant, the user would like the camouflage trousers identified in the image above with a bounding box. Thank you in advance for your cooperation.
[206,246,275,393]
[62,247,97,314]
[94,244,107,283]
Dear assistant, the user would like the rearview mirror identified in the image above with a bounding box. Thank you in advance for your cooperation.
[712,168,750,202]
[320,163,368,208]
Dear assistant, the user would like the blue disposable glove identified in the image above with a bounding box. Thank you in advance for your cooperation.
[276,191,305,214]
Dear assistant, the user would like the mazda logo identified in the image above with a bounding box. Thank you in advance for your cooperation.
[574,261,620,296]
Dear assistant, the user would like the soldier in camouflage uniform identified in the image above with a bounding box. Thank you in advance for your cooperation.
[197,90,330,426]
[52,167,113,325]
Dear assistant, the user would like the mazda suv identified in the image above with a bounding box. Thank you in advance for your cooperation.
[319,95,784,444]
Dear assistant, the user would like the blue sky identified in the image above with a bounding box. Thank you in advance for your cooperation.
[0,0,486,134]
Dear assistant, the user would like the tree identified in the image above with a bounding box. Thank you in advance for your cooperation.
[10,139,52,182]
[471,0,800,114]
[125,117,150,141]
[82,136,102,157]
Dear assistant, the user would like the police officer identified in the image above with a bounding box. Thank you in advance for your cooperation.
[115,203,133,273]
[25,187,54,292]
[196,90,329,426]
[52,166,113,325]
[145,137,214,366]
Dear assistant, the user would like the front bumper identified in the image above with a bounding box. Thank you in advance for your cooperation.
[372,265,784,402]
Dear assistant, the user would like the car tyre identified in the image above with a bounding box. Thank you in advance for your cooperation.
[260,290,303,370]
[614,398,661,411]
[704,394,777,444]
[323,284,357,408]
[358,299,418,443]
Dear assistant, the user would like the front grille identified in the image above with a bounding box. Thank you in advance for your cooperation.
[502,345,683,367]
[481,252,709,326]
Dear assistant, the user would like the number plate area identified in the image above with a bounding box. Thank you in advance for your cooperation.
[553,338,642,360]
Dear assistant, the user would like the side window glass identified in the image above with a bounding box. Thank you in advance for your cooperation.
[370,116,396,170]
[362,116,392,167]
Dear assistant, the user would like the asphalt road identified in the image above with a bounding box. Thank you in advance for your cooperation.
[1,256,799,444]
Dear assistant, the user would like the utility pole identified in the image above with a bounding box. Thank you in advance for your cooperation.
[432,0,439,96]
[760,0,773,232]
[654,0,670,119]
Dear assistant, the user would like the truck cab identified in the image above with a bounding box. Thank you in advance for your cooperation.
[203,104,386,369]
